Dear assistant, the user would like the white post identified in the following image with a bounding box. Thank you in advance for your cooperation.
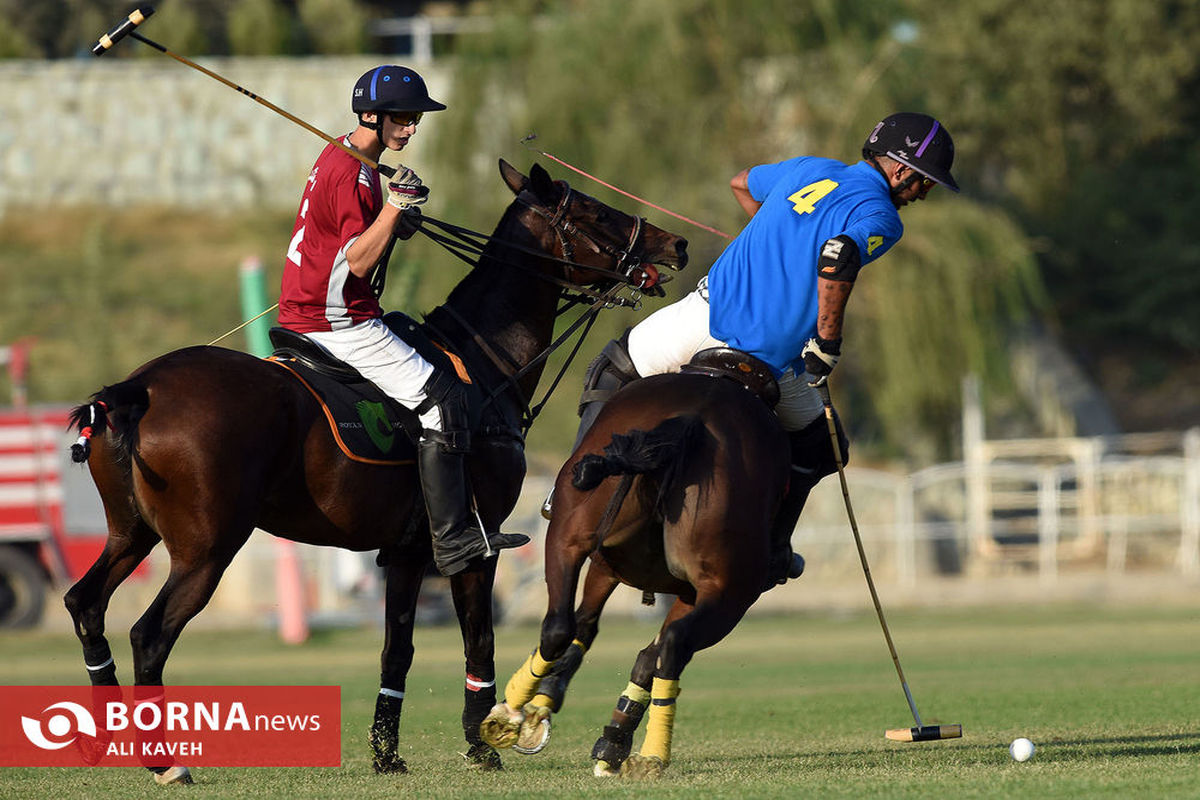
[896,476,916,589]
[412,17,434,64]
[1038,467,1059,585]
[1179,428,1200,577]
[963,375,989,560]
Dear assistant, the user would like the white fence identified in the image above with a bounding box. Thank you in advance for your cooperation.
[65,428,1200,630]
[790,429,1200,593]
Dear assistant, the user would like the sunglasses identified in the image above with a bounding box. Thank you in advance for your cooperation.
[387,111,424,127]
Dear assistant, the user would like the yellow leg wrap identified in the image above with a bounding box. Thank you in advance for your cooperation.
[530,641,586,710]
[639,678,681,764]
[621,681,651,706]
[504,648,554,707]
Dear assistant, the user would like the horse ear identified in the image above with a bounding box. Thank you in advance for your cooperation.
[528,162,559,204]
[499,159,528,196]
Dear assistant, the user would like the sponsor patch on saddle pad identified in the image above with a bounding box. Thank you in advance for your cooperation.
[268,358,419,465]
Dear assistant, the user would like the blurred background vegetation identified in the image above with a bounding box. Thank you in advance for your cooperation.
[0,0,1196,466]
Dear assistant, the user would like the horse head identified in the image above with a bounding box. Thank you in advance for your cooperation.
[498,159,688,294]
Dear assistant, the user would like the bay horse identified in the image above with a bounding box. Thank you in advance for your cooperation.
[481,363,801,777]
[62,159,688,783]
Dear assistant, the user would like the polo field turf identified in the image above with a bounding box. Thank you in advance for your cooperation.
[2,602,1198,798]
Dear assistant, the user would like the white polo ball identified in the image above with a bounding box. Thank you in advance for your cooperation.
[1009,737,1035,762]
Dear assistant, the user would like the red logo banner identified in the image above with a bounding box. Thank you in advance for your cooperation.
[0,686,341,767]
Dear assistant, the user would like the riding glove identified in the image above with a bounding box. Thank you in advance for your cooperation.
[387,166,430,210]
[801,335,842,387]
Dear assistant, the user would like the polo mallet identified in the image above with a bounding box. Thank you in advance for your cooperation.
[91,6,396,177]
[815,382,962,743]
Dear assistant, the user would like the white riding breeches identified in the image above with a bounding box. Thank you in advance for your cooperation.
[305,317,442,431]
[626,283,824,431]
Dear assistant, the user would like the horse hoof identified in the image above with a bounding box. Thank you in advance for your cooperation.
[463,743,503,771]
[152,765,194,785]
[479,703,523,749]
[621,753,667,780]
[512,704,551,754]
[593,759,620,777]
[373,755,408,774]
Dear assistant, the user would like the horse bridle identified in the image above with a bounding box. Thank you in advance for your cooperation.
[413,184,658,433]
[519,183,648,288]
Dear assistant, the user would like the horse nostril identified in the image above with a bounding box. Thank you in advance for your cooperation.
[676,239,689,265]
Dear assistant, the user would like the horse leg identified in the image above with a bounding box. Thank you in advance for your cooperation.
[370,555,427,775]
[480,499,595,752]
[61,518,160,766]
[127,537,247,785]
[130,545,244,686]
[448,557,505,770]
[534,555,621,713]
[591,635,661,777]
[623,591,755,779]
[64,518,161,688]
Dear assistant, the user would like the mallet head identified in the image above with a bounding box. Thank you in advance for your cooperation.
[92,6,155,56]
[885,724,963,742]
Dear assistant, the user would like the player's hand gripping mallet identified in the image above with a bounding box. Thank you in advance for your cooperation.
[91,5,397,178]
[816,383,962,743]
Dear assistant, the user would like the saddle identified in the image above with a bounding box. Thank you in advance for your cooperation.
[679,347,780,409]
[267,312,483,465]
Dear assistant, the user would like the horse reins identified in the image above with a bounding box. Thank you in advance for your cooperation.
[409,183,658,433]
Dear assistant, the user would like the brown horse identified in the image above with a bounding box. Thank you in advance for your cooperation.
[481,366,798,777]
[62,159,688,783]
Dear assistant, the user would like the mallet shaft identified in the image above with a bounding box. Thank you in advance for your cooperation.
[818,386,920,724]
[90,10,395,178]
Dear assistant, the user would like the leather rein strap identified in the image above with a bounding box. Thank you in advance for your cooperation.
[414,185,652,434]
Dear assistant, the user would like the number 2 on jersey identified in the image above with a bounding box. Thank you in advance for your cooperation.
[787,179,839,215]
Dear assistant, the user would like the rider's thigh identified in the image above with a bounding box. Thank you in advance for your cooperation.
[774,370,824,431]
[627,290,723,377]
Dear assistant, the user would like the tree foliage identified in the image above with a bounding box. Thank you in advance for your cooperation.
[435,0,1046,458]
[907,0,1200,358]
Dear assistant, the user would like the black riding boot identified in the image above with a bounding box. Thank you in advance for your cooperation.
[418,439,528,576]
[542,332,641,521]
[765,411,849,589]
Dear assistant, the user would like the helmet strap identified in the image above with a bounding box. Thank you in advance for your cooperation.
[358,113,385,145]
[893,173,921,196]
[868,156,918,201]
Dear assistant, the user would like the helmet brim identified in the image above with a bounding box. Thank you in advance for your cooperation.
[889,151,959,193]
[379,98,447,113]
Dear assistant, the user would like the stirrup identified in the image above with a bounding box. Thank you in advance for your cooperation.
[541,488,554,521]
[435,530,530,577]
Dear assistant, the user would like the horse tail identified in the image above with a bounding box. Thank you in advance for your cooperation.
[68,380,149,463]
[571,415,705,503]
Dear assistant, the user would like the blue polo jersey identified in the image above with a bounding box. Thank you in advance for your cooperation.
[707,157,903,376]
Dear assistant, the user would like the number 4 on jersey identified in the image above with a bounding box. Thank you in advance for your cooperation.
[788,179,839,215]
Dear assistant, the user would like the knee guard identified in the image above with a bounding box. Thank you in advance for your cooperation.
[577,330,640,417]
[417,369,470,453]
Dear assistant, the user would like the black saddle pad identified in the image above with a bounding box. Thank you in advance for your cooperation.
[268,358,420,464]
[267,312,474,465]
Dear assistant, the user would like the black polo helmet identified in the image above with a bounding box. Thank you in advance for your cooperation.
[351,65,446,114]
[863,112,959,192]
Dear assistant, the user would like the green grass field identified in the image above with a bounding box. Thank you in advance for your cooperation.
[2,604,1199,799]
